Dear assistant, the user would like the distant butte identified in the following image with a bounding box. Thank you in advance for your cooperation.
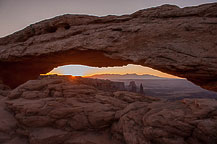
[0,3,217,91]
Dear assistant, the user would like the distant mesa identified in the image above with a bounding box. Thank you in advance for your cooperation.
[125,80,145,94]
[128,81,137,93]
[139,83,144,94]
[87,74,173,80]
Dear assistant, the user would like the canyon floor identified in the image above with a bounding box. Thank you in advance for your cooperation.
[0,75,217,144]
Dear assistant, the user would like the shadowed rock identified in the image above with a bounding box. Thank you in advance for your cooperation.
[128,81,137,92]
[139,83,144,94]
[0,3,217,91]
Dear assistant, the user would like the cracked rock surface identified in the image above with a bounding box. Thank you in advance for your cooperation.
[0,75,217,144]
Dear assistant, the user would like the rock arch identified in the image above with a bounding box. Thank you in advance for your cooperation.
[0,3,217,91]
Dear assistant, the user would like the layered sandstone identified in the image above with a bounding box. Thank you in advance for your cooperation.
[0,75,216,144]
[0,3,217,91]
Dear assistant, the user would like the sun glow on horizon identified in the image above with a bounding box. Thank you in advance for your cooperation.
[46,64,181,79]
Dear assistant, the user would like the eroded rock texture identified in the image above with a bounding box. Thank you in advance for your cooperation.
[0,75,216,144]
[0,3,217,90]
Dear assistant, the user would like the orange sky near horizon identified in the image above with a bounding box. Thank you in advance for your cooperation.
[47,64,181,79]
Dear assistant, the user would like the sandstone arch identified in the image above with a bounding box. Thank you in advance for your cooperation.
[0,3,217,91]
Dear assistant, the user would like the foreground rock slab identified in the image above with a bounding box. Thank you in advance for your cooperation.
[0,75,216,144]
[0,3,217,91]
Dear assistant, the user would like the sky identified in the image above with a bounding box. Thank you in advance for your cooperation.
[1,0,216,78]
[48,64,180,78]
[1,0,216,37]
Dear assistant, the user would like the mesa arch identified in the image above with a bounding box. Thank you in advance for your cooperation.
[0,3,217,91]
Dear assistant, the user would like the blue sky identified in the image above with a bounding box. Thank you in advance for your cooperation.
[48,64,181,78]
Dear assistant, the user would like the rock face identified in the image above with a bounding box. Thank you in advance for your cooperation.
[139,83,144,94]
[128,81,137,92]
[0,3,217,91]
[0,75,216,144]
[0,84,27,144]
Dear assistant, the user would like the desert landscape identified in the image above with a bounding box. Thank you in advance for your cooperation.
[0,1,217,144]
[89,74,217,100]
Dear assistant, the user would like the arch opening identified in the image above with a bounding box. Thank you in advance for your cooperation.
[46,64,180,79]
[43,64,217,101]
[0,49,216,92]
